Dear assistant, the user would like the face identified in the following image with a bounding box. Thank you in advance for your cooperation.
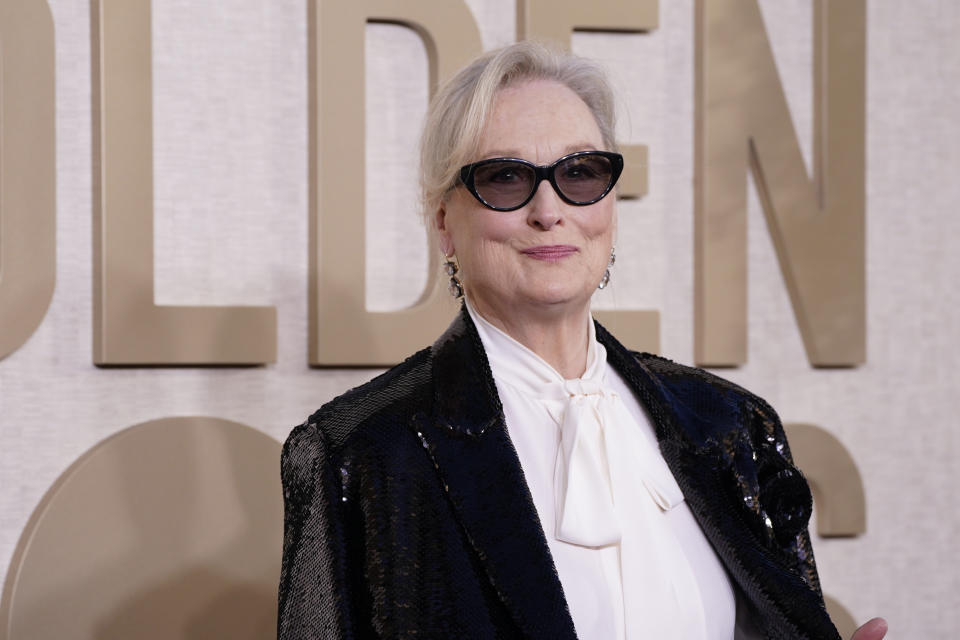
[436,79,616,326]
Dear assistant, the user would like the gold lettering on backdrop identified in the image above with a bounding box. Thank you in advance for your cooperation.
[309,0,480,365]
[91,0,277,365]
[517,0,660,354]
[694,0,866,367]
[0,0,55,361]
[785,422,866,537]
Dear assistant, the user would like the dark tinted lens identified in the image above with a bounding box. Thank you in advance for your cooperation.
[471,161,536,209]
[554,154,614,203]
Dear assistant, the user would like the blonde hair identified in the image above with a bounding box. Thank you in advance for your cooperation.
[419,40,618,224]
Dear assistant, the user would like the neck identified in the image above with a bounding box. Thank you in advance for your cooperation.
[467,296,591,379]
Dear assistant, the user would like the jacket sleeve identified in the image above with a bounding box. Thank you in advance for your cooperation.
[277,419,356,640]
[748,397,823,595]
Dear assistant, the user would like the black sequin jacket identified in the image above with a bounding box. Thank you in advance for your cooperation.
[278,307,840,639]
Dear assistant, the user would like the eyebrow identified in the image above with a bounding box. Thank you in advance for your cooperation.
[479,142,601,161]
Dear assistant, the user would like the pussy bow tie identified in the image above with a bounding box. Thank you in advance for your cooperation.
[551,378,684,547]
[550,375,708,638]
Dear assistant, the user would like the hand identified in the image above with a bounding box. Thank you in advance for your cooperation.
[850,617,887,640]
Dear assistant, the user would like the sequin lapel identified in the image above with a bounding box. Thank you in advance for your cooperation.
[411,310,578,640]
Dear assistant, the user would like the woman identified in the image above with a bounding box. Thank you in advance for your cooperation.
[278,42,885,639]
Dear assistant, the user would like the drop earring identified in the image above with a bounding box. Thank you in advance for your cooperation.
[597,247,616,290]
[444,255,464,299]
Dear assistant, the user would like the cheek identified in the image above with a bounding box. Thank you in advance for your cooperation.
[460,237,514,286]
[592,202,616,238]
[444,216,516,283]
[448,214,515,262]
[580,206,616,278]
[581,204,616,250]
[444,193,512,251]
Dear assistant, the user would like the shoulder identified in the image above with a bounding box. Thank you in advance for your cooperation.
[309,347,433,444]
[628,351,782,448]
[594,321,776,432]
[635,351,764,403]
[283,347,434,479]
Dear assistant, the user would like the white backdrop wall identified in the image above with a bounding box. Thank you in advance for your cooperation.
[2,1,958,637]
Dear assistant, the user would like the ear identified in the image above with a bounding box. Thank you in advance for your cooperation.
[434,203,454,257]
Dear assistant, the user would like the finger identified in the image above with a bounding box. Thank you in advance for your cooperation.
[850,617,888,640]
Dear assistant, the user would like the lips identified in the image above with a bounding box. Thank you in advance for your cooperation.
[521,245,579,261]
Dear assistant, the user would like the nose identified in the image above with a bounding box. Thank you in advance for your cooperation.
[526,180,564,230]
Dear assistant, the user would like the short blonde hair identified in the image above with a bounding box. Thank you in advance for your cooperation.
[419,40,618,224]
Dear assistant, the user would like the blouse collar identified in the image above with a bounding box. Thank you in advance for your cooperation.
[464,297,608,403]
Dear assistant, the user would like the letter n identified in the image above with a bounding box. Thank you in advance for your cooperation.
[695,0,866,366]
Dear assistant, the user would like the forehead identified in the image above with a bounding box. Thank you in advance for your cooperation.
[478,79,604,160]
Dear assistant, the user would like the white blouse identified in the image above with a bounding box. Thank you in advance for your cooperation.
[466,301,739,639]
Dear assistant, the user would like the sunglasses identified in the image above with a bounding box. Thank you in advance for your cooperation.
[458,150,624,212]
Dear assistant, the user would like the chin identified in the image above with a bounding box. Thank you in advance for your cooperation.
[523,287,594,313]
